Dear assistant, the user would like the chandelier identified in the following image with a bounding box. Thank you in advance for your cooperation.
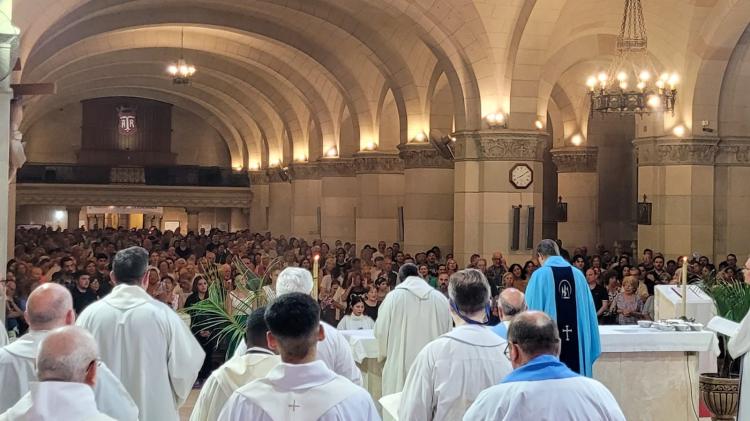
[166,28,196,85]
[586,0,677,115]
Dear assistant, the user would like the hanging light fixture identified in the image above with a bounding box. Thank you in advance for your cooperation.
[586,0,677,115]
[166,28,196,85]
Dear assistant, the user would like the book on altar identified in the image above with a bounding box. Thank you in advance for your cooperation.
[706,316,740,338]
[379,392,401,421]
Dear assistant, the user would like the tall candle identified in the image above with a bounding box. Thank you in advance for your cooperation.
[312,254,320,300]
[681,256,688,319]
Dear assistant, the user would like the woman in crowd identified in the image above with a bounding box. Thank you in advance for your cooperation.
[145,266,161,298]
[158,275,179,309]
[4,280,26,335]
[418,263,437,288]
[342,271,367,306]
[508,263,524,283]
[610,276,645,325]
[375,277,390,301]
[337,296,375,330]
[502,272,515,290]
[641,273,656,321]
[262,267,281,303]
[89,278,101,299]
[522,260,536,279]
[446,258,459,275]
[362,286,380,321]
[319,287,339,326]
[185,275,213,386]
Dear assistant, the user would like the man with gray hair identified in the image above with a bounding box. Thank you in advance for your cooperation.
[525,239,601,377]
[77,246,204,421]
[398,269,512,421]
[0,326,115,420]
[491,287,527,339]
[233,267,362,385]
[0,283,137,420]
[464,312,624,421]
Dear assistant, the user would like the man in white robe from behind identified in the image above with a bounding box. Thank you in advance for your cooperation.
[399,269,513,421]
[77,246,204,421]
[0,283,137,421]
[190,307,280,421]
[233,267,362,386]
[464,311,625,421]
[375,263,451,396]
[727,255,750,421]
[218,293,380,421]
[0,326,115,421]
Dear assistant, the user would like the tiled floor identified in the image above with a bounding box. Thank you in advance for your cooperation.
[180,389,200,421]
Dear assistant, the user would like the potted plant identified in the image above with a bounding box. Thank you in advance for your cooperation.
[697,272,749,420]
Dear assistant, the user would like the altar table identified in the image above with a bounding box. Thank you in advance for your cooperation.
[341,325,718,421]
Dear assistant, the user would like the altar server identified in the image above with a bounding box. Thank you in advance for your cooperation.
[0,283,137,421]
[375,263,451,396]
[218,293,379,421]
[399,269,512,421]
[464,311,624,421]
[190,307,280,421]
[233,267,362,385]
[525,239,601,376]
[77,246,204,421]
[0,326,115,421]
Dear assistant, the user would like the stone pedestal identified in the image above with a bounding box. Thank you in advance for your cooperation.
[290,163,322,239]
[267,170,292,236]
[249,171,269,232]
[552,147,598,251]
[399,143,454,255]
[634,137,718,259]
[319,159,356,244]
[453,130,547,265]
[354,152,404,248]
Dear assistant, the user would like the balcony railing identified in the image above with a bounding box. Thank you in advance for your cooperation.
[17,164,249,187]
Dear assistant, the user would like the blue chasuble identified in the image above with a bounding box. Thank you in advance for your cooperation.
[525,256,601,377]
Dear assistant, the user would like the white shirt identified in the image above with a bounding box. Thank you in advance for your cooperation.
[464,371,626,420]
[234,322,362,386]
[77,284,205,421]
[374,276,451,395]
[729,310,750,421]
[337,314,375,331]
[190,348,280,421]
[399,324,513,421]
[0,382,115,421]
[218,360,380,421]
[0,330,138,421]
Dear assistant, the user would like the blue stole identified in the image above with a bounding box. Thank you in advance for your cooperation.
[552,265,580,374]
[491,322,508,339]
[501,354,579,383]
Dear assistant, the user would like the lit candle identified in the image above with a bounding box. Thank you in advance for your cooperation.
[312,254,320,300]
[681,256,688,319]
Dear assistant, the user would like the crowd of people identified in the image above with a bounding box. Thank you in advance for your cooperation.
[0,225,746,420]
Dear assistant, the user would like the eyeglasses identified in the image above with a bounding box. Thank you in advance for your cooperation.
[504,341,513,359]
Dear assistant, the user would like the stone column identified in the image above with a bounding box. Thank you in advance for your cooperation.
[354,152,404,248]
[230,208,249,232]
[267,170,292,236]
[185,208,200,233]
[118,213,130,229]
[715,139,750,261]
[319,159,357,244]
[249,171,269,232]
[290,163,322,239]
[551,147,598,251]
[0,2,14,325]
[398,143,454,255]
[453,130,547,266]
[634,137,718,260]
[66,206,82,230]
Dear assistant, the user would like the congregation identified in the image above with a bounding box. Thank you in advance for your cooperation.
[0,225,745,420]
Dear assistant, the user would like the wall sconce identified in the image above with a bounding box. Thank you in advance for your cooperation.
[412,131,428,143]
[325,146,339,158]
[363,141,377,151]
[535,120,544,130]
[672,125,685,137]
[570,134,583,146]
[485,112,507,129]
[249,162,260,171]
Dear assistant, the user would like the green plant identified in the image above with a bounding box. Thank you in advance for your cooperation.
[183,256,285,357]
[697,271,750,377]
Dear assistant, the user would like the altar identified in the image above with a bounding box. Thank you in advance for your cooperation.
[341,325,718,421]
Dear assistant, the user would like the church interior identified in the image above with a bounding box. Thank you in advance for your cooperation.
[1,0,750,420]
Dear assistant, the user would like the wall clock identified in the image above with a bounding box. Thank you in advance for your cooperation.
[510,163,533,189]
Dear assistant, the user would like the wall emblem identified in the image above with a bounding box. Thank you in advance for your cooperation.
[117,106,137,135]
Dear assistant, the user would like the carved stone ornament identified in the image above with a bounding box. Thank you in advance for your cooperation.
[453,130,548,162]
[318,158,356,177]
[353,152,404,174]
[266,168,290,183]
[634,137,719,166]
[715,137,750,166]
[397,143,453,169]
[249,171,269,185]
[550,147,598,173]
[289,162,320,180]
[110,167,146,184]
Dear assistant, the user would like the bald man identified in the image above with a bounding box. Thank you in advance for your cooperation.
[0,326,115,421]
[491,288,527,339]
[0,284,137,420]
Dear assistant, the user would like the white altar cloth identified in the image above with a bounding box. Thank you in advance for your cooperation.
[654,285,715,325]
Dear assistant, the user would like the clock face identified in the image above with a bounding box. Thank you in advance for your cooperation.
[510,164,533,189]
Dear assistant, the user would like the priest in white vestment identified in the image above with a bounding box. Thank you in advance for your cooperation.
[77,246,204,421]
[464,311,625,421]
[728,260,750,421]
[375,263,451,396]
[233,267,363,385]
[399,269,513,421]
[190,307,281,421]
[218,293,379,421]
[0,326,115,421]
[0,284,137,421]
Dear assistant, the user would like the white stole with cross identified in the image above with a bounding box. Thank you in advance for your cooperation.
[245,375,358,420]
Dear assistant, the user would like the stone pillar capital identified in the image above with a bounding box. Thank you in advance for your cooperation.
[353,152,404,174]
[633,136,719,166]
[289,162,320,180]
[551,147,598,173]
[318,158,356,177]
[249,170,269,185]
[397,143,454,169]
[266,167,291,183]
[453,129,548,162]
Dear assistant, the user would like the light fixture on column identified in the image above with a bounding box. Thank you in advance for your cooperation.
[672,125,685,137]
[485,112,507,129]
[363,141,377,151]
[570,134,583,146]
[585,0,677,115]
[166,28,196,85]
[325,146,339,158]
[534,120,544,130]
[412,131,428,143]
[249,161,260,171]
[54,210,64,221]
